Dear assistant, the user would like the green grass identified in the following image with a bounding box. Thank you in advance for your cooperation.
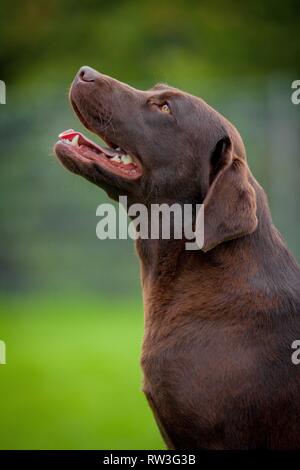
[0,296,164,449]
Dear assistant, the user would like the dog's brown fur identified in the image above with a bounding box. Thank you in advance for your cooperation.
[55,66,300,449]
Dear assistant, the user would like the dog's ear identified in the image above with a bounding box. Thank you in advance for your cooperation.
[201,136,258,252]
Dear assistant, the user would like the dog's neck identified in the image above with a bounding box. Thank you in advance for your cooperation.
[136,182,300,349]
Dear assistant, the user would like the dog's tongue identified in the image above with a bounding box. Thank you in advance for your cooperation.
[58,129,120,157]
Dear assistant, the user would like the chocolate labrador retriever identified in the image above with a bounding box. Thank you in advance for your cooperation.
[55,66,300,449]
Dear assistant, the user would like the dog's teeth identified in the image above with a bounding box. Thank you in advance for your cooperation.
[70,135,79,146]
[111,155,121,163]
[121,155,133,165]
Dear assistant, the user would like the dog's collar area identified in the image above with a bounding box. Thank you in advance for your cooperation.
[58,129,142,178]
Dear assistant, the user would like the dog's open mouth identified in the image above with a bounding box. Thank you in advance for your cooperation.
[55,129,142,180]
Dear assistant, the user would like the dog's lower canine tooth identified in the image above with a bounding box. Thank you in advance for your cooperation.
[121,155,133,164]
[70,135,79,146]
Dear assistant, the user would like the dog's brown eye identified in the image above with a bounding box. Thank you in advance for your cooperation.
[160,103,171,114]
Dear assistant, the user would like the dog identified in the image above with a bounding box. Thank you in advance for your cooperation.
[55,66,300,449]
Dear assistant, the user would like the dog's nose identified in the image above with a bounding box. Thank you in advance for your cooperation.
[78,66,98,82]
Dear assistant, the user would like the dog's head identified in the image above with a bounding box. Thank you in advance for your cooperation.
[55,66,257,251]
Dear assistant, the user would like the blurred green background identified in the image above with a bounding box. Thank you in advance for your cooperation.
[0,0,300,450]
